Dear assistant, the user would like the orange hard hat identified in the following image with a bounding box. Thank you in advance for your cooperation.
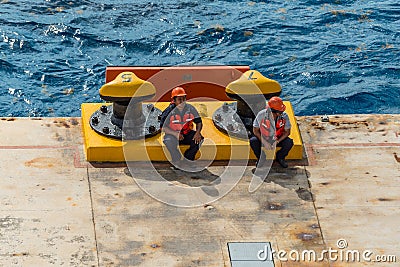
[268,96,286,112]
[171,87,187,99]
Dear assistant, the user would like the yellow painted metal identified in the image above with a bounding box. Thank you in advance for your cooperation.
[81,101,303,162]
[225,70,281,96]
[99,71,156,99]
[279,101,303,160]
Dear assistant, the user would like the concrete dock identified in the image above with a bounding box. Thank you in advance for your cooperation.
[0,114,399,266]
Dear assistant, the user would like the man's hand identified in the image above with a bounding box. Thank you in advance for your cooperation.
[276,128,291,144]
[192,122,203,144]
[193,132,203,144]
[261,136,275,150]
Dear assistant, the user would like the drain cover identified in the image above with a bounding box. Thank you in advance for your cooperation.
[228,242,275,267]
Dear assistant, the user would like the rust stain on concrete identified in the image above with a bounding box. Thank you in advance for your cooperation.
[61,121,70,128]
[24,157,56,168]
[393,152,400,163]
[377,198,394,202]
[296,187,313,201]
[10,252,29,257]
[70,118,79,126]
[52,119,71,128]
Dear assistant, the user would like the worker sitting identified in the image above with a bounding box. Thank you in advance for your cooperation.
[159,87,203,169]
[250,96,294,168]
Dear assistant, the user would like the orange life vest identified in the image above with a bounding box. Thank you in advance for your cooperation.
[260,118,272,139]
[260,115,286,140]
[169,111,194,135]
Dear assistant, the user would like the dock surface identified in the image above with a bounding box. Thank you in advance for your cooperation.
[0,115,399,266]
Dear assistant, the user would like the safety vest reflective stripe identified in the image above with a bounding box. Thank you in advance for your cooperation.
[169,112,195,134]
[260,119,271,138]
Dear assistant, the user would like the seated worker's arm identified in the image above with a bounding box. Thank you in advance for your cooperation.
[191,106,203,144]
[253,126,274,149]
[253,126,261,141]
[277,128,290,144]
[193,120,203,144]
[276,113,292,144]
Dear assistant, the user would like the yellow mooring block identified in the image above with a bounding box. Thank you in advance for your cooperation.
[81,101,303,162]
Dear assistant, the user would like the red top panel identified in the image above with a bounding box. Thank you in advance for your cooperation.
[105,66,250,101]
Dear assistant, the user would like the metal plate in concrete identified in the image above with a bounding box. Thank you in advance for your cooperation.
[228,242,275,266]
[231,261,275,267]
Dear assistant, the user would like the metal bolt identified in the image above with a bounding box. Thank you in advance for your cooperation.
[215,114,222,122]
[149,125,156,133]
[147,103,154,112]
[227,124,235,131]
[91,116,99,125]
[222,102,229,112]
[102,126,110,134]
[100,105,108,113]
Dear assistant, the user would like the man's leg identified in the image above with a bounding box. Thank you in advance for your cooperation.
[163,134,182,163]
[276,137,293,168]
[250,135,266,166]
[181,131,201,161]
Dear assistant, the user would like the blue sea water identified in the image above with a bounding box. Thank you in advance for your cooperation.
[0,0,399,117]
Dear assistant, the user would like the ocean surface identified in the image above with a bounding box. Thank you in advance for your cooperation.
[0,0,399,117]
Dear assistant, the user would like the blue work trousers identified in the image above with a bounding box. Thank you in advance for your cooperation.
[250,136,293,162]
[163,130,200,162]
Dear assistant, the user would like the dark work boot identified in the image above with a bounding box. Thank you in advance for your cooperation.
[277,158,288,168]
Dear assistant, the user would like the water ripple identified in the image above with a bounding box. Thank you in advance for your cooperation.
[0,0,399,116]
